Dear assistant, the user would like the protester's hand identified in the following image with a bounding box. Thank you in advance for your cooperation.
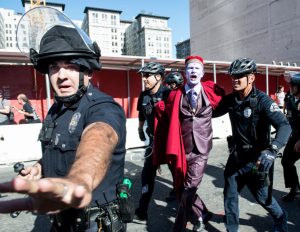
[138,128,146,141]
[0,177,92,215]
[257,149,276,172]
[294,139,300,153]
[19,163,42,180]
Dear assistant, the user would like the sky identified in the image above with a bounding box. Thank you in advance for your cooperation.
[1,0,190,58]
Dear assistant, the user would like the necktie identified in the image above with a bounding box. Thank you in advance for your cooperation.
[189,89,197,110]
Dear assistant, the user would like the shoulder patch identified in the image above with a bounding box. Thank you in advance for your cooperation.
[270,102,280,112]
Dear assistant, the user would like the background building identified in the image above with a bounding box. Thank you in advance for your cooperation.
[82,7,123,56]
[125,13,172,58]
[120,19,132,55]
[0,1,174,58]
[0,10,5,49]
[22,0,64,12]
[190,0,300,65]
[0,8,22,51]
[176,38,190,58]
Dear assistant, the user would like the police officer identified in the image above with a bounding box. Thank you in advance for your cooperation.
[214,58,291,232]
[281,71,300,202]
[163,71,184,201]
[135,62,170,221]
[0,7,126,232]
[164,71,184,90]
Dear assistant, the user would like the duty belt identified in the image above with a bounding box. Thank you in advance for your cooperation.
[236,144,265,154]
[50,200,122,232]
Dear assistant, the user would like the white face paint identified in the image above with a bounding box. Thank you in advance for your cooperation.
[185,62,204,87]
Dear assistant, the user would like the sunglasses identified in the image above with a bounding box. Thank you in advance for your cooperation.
[142,73,154,78]
[232,74,249,79]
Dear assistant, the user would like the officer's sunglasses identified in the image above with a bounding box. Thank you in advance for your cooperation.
[142,73,154,78]
[232,74,249,80]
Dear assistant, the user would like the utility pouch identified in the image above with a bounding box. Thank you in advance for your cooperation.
[96,203,124,232]
[50,208,89,232]
[116,183,135,223]
[255,171,270,187]
[227,135,236,154]
[38,120,56,143]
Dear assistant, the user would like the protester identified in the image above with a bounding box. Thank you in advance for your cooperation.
[214,58,291,232]
[134,61,171,223]
[0,92,11,125]
[281,71,300,202]
[153,55,224,232]
[13,93,41,123]
[0,7,127,232]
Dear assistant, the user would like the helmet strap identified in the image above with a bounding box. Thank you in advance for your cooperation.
[147,74,161,93]
[54,71,87,105]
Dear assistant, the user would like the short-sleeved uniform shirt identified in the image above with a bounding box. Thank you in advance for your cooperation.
[215,87,291,158]
[137,85,170,136]
[285,94,300,138]
[39,84,126,206]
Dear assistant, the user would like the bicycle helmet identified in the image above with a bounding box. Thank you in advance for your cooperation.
[138,62,165,77]
[229,58,257,75]
[164,72,184,86]
[284,71,300,84]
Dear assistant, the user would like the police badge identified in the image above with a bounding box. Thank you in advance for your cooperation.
[243,107,252,118]
[69,112,81,133]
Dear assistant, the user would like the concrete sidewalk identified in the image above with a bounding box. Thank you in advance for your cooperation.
[0,138,299,231]
[126,139,300,232]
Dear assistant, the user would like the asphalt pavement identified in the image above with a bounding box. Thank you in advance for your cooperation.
[0,138,300,232]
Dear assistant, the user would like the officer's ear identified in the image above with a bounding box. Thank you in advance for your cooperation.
[85,70,93,79]
[155,74,162,81]
[248,74,255,84]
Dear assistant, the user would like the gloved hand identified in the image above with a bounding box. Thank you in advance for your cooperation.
[138,128,146,141]
[257,149,276,172]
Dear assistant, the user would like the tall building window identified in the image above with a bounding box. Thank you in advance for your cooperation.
[92,12,98,24]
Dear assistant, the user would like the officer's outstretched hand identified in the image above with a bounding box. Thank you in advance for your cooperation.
[138,128,146,141]
[257,149,276,172]
[0,177,92,215]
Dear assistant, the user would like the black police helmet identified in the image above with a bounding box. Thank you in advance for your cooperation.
[138,62,165,77]
[229,58,257,76]
[164,72,184,86]
[30,25,101,74]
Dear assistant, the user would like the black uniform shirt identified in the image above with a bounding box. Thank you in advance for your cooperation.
[137,85,170,135]
[285,95,300,137]
[39,84,126,206]
[215,87,291,153]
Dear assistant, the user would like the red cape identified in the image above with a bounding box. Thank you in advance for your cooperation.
[153,81,224,192]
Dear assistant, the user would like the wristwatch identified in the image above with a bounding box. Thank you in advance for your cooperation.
[269,144,279,153]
